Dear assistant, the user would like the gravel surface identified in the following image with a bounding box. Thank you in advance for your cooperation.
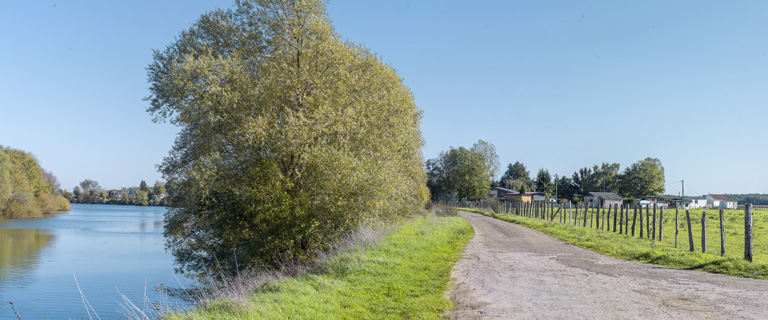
[447,211,768,320]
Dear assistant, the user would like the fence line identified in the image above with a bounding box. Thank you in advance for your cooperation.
[450,200,759,263]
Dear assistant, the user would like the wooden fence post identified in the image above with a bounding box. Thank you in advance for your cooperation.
[686,210,694,252]
[745,203,753,262]
[605,204,611,231]
[719,208,725,257]
[585,202,590,228]
[639,205,644,239]
[646,205,650,239]
[632,205,637,237]
[675,207,679,248]
[659,207,664,242]
[619,205,624,234]
[569,202,573,225]
[652,203,657,241]
[595,204,600,229]
[701,211,707,253]
[613,204,618,232]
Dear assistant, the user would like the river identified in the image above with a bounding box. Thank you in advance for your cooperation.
[0,204,190,319]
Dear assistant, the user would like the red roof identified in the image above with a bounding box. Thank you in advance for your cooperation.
[709,194,728,201]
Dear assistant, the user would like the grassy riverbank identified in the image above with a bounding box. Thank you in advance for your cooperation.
[462,208,768,279]
[164,214,473,319]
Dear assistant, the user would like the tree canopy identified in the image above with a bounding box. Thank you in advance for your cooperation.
[535,169,553,194]
[619,157,665,196]
[426,141,498,201]
[500,161,532,191]
[146,0,426,275]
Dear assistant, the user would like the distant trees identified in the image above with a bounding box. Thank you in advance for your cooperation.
[471,140,500,183]
[427,141,498,201]
[618,158,665,197]
[500,161,532,191]
[535,169,553,195]
[0,145,70,218]
[495,158,665,202]
[68,179,171,206]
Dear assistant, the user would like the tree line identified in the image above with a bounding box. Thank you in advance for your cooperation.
[0,145,70,218]
[427,141,665,202]
[724,194,768,206]
[64,179,173,206]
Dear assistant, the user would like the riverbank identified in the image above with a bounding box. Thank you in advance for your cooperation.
[163,213,473,319]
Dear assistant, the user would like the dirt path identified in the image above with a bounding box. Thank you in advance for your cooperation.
[447,211,768,319]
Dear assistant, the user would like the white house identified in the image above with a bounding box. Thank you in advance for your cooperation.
[706,194,738,209]
[682,196,707,209]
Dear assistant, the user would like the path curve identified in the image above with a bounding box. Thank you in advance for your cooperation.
[447,211,768,320]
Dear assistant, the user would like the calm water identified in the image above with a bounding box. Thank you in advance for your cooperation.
[0,204,189,319]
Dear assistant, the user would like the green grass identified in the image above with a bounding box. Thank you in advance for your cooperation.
[164,214,473,319]
[462,207,768,279]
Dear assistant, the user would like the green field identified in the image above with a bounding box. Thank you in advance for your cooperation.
[462,206,768,279]
[164,214,473,320]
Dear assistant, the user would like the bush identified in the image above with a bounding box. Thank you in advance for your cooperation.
[490,201,501,214]
[434,204,458,217]
[424,200,434,211]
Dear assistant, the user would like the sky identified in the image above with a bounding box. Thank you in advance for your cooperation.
[1,1,766,195]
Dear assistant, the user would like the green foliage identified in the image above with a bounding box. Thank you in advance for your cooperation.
[471,140,500,182]
[165,215,473,319]
[619,157,665,197]
[535,168,553,194]
[500,161,532,191]
[426,144,491,201]
[726,194,768,205]
[135,190,149,206]
[0,146,70,218]
[147,0,426,275]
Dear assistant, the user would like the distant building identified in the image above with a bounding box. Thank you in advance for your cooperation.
[584,192,623,208]
[685,196,707,209]
[706,194,737,209]
[505,193,532,203]
[526,192,547,201]
[635,196,666,208]
[488,187,516,199]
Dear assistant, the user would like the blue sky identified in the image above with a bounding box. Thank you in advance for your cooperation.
[1,1,766,195]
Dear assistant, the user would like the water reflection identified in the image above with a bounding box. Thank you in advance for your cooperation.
[0,204,185,319]
[0,228,53,283]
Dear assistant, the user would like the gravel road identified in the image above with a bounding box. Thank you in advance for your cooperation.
[447,211,768,320]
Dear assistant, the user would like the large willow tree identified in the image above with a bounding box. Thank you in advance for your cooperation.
[146,0,427,275]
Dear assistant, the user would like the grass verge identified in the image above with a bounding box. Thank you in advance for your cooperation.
[164,214,473,319]
[461,208,768,279]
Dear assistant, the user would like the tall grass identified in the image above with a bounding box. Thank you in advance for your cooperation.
[464,207,768,279]
[150,214,472,319]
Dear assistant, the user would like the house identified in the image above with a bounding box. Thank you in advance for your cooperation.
[526,192,547,201]
[488,187,516,200]
[505,193,532,203]
[706,194,738,209]
[584,192,623,208]
[635,196,665,208]
[684,196,707,209]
